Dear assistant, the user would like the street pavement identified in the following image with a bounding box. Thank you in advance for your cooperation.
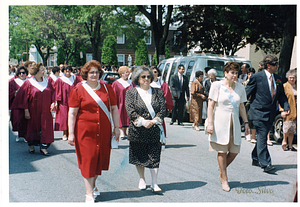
[7,117,297,203]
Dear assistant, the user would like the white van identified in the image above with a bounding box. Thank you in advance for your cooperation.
[158,53,252,120]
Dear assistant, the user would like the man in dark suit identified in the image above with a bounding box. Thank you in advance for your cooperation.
[246,55,290,173]
[239,63,250,83]
[169,65,190,126]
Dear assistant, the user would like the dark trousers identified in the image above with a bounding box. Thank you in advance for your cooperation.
[171,95,185,124]
[252,120,272,167]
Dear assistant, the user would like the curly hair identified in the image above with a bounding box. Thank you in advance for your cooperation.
[118,66,130,76]
[223,62,240,73]
[80,60,103,80]
[29,62,43,75]
[131,66,154,86]
[16,66,28,76]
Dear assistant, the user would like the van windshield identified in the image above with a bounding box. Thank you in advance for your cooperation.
[207,60,225,77]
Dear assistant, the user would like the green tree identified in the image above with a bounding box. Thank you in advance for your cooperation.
[152,42,169,65]
[135,39,149,66]
[101,35,118,65]
[152,49,158,65]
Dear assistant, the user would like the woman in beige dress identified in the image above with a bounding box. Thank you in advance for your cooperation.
[206,62,250,192]
[190,71,206,131]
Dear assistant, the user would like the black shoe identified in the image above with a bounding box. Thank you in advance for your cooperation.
[179,123,184,126]
[170,122,174,125]
[28,146,35,154]
[263,165,276,172]
[252,160,260,167]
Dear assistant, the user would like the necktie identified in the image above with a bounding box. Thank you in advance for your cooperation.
[270,75,276,100]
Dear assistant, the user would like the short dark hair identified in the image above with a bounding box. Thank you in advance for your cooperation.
[263,55,278,69]
[243,63,250,69]
[204,67,211,73]
[178,64,184,69]
[16,66,28,76]
[52,66,60,74]
[62,65,73,73]
[223,62,240,73]
[80,60,103,80]
[150,65,161,77]
[247,67,256,74]
[195,70,203,78]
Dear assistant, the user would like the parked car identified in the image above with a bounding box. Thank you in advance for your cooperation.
[100,71,120,85]
[158,53,252,120]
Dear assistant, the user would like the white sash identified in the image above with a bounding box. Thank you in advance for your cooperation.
[14,78,27,87]
[60,74,75,86]
[82,82,111,124]
[28,77,48,92]
[150,78,164,88]
[117,78,132,88]
[49,73,59,82]
[136,87,165,142]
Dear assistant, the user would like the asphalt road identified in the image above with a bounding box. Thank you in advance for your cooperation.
[7,117,297,203]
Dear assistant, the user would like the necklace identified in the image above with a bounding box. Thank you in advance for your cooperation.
[90,82,100,91]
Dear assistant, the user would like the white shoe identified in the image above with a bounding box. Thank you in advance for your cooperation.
[162,145,165,151]
[16,137,20,142]
[85,194,94,203]
[62,135,68,141]
[138,178,146,190]
[150,184,161,192]
[93,187,100,196]
[194,126,200,131]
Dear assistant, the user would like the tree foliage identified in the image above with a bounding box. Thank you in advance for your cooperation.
[101,35,118,66]
[135,39,150,66]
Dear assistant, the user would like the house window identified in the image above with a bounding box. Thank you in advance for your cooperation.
[117,54,125,66]
[117,34,125,44]
[144,31,152,45]
[86,53,93,62]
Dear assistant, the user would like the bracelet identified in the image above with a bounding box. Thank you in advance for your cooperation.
[114,127,119,129]
[244,122,249,125]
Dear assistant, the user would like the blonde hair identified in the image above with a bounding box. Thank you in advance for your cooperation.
[118,66,130,76]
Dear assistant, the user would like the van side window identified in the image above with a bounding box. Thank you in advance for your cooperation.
[207,60,225,77]
[162,63,170,81]
[186,61,195,80]
[168,62,177,83]
[158,63,165,75]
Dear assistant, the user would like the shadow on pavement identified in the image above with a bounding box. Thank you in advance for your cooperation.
[96,180,206,202]
[164,144,197,149]
[230,180,290,189]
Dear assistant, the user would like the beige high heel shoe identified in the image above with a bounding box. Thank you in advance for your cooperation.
[219,175,230,192]
[85,194,94,203]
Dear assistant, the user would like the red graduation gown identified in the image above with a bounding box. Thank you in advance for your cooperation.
[54,76,81,131]
[111,80,133,127]
[11,79,55,144]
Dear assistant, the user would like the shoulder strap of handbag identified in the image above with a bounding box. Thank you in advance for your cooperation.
[220,83,239,115]
[82,82,112,125]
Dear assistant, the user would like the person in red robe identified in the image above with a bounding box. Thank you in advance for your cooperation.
[47,66,60,89]
[150,66,174,150]
[111,66,134,139]
[54,65,81,140]
[9,66,29,142]
[11,62,56,156]
[68,60,120,203]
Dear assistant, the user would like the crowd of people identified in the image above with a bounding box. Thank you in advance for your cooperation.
[8,54,296,201]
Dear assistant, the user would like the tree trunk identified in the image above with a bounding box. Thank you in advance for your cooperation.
[278,5,296,82]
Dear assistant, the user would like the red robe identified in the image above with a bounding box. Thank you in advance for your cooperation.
[111,79,134,127]
[69,83,117,178]
[11,78,55,144]
[47,74,59,90]
[150,79,174,136]
[54,75,81,131]
[9,78,28,137]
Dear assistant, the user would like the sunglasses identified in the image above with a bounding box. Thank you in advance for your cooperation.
[19,71,26,75]
[141,75,151,79]
[270,62,279,66]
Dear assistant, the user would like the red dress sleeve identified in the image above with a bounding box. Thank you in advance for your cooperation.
[69,87,81,108]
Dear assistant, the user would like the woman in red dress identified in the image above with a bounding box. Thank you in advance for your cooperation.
[11,63,56,155]
[150,66,174,150]
[9,66,29,142]
[54,65,81,140]
[68,60,120,203]
[111,66,134,139]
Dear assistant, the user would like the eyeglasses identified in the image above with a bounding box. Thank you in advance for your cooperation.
[65,68,71,71]
[89,71,100,75]
[19,71,26,75]
[141,75,151,79]
[270,62,279,66]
